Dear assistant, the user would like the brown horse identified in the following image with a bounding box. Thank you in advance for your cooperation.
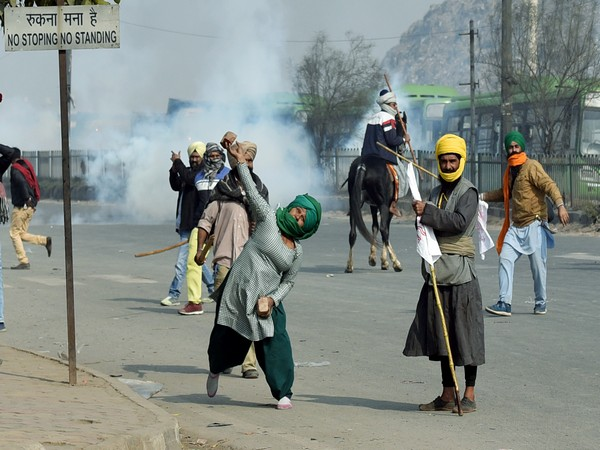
[345,155,402,273]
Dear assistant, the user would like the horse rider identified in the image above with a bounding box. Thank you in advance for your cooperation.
[361,89,410,217]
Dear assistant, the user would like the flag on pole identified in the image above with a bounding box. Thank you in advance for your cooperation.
[406,162,441,266]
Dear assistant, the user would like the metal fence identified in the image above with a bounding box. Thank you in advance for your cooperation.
[20,149,125,181]
[18,148,600,208]
[321,148,600,208]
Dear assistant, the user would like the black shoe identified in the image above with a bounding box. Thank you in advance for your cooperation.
[11,263,30,270]
[45,237,52,257]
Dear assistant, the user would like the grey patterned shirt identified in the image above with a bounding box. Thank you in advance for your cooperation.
[216,162,303,341]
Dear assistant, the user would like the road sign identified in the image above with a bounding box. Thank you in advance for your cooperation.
[4,5,120,52]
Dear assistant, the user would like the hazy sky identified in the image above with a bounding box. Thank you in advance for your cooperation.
[1,1,441,121]
[0,0,442,222]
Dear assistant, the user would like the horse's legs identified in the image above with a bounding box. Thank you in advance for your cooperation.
[380,206,402,272]
[368,206,378,267]
[346,212,357,273]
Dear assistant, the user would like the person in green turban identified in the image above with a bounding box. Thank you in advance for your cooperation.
[481,130,570,317]
[276,193,322,241]
[205,139,321,411]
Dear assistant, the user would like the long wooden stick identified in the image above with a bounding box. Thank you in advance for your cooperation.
[429,263,463,416]
[376,141,438,179]
[134,240,187,258]
[384,74,418,166]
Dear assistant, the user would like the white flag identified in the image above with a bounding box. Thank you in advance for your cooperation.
[406,163,441,266]
[476,200,495,260]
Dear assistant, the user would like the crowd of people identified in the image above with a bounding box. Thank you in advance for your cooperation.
[0,89,571,412]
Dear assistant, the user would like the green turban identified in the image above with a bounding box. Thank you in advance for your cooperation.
[504,131,526,154]
[275,194,322,240]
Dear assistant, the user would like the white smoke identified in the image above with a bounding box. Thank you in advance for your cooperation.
[0,0,324,224]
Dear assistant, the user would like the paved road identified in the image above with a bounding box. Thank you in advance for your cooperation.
[1,202,599,449]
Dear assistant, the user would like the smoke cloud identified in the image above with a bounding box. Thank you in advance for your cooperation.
[0,0,324,225]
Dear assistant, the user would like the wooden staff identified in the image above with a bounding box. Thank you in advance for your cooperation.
[384,73,419,166]
[429,263,463,416]
[134,240,187,258]
[376,141,438,179]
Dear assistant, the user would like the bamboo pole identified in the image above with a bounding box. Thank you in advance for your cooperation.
[135,240,187,258]
[376,141,438,179]
[429,263,463,416]
[384,74,419,166]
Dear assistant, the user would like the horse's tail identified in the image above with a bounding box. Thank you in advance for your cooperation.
[350,162,378,245]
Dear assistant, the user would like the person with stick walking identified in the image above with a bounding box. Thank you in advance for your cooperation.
[482,130,570,316]
[403,134,485,414]
[178,142,228,315]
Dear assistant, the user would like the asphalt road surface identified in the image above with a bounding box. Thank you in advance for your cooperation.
[1,202,599,449]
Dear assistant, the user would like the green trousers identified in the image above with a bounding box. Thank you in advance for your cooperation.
[208,302,294,400]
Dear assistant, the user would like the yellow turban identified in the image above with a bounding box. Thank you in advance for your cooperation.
[435,134,467,182]
[187,141,206,158]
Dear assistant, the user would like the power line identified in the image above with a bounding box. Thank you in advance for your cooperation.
[121,19,490,46]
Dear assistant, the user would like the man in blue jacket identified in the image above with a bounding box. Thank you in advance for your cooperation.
[361,89,409,217]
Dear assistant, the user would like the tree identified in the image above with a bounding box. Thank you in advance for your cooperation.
[482,0,600,154]
[294,32,382,161]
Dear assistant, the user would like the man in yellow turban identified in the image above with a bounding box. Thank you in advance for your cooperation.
[404,134,484,414]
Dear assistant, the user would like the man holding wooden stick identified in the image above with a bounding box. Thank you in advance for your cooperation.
[360,89,410,217]
[403,134,485,414]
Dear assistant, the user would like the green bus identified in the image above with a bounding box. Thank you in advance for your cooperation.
[441,90,600,157]
[397,84,459,151]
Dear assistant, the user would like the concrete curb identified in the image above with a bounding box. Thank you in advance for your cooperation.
[4,346,181,450]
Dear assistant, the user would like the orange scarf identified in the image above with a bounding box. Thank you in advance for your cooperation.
[496,152,528,254]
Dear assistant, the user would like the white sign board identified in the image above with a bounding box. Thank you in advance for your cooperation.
[4,5,120,52]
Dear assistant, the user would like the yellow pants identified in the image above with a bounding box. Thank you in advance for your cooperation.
[186,227,207,304]
[9,207,47,264]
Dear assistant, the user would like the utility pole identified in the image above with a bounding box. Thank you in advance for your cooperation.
[501,0,513,151]
[460,20,479,184]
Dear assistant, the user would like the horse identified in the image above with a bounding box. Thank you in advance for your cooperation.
[344,155,403,273]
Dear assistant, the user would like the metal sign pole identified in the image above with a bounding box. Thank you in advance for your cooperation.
[57,0,77,386]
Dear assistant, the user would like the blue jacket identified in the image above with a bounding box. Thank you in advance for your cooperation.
[361,110,406,164]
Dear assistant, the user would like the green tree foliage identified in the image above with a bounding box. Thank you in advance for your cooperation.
[294,32,382,160]
[1,0,120,27]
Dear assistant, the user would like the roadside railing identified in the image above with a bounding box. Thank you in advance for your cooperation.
[320,148,600,208]
[17,148,600,208]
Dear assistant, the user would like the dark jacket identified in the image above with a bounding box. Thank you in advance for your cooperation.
[194,166,230,225]
[0,144,17,180]
[169,159,202,233]
[10,160,38,208]
[361,110,406,164]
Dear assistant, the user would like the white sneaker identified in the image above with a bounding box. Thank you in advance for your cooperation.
[277,396,293,410]
[207,372,220,397]
[160,296,180,306]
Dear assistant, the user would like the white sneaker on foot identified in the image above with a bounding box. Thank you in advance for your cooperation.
[160,296,180,306]
[277,396,293,410]
[207,372,219,397]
